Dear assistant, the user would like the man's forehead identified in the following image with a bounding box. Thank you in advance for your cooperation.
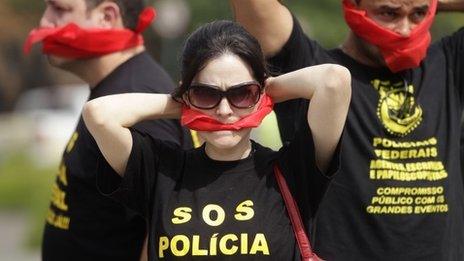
[45,0,85,7]
[367,0,431,8]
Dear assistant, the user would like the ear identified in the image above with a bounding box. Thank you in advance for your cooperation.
[182,92,190,106]
[177,82,191,105]
[93,2,124,29]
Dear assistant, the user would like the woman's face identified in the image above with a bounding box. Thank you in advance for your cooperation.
[188,53,259,150]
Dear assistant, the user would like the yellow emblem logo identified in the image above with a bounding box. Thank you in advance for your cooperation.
[372,79,422,137]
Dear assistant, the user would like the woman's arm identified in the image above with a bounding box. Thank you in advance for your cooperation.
[82,93,181,175]
[266,64,352,172]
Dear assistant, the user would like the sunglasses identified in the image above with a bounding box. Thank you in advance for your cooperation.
[186,81,262,110]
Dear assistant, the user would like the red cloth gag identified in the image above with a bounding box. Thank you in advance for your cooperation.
[181,94,274,131]
[23,7,156,58]
[343,0,438,72]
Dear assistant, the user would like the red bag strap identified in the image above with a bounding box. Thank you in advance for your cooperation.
[273,164,324,261]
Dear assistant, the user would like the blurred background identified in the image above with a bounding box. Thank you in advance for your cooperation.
[0,0,462,260]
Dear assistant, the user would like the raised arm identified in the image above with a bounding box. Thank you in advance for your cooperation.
[82,94,181,175]
[230,0,293,57]
[438,0,464,11]
[266,64,352,172]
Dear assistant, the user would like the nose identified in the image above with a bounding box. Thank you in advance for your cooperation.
[394,18,413,37]
[215,97,234,117]
[39,9,55,28]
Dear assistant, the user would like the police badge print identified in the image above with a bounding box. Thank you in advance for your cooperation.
[371,78,423,137]
[367,78,449,216]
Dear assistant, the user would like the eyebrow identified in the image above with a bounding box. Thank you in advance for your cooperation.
[191,81,260,90]
[413,5,430,12]
[45,0,68,7]
[378,5,402,12]
[377,3,429,12]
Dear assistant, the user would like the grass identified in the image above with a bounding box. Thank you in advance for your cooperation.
[0,151,56,249]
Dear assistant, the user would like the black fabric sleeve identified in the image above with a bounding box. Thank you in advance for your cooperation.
[440,27,464,106]
[268,14,327,75]
[133,119,189,147]
[96,130,180,217]
[277,117,341,219]
[267,14,329,143]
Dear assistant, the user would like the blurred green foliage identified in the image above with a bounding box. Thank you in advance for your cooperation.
[190,0,464,48]
[5,0,44,15]
[8,0,462,47]
[0,152,55,248]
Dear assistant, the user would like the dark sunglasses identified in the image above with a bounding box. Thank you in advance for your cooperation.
[186,81,262,110]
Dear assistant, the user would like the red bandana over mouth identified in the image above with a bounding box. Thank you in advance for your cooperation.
[181,94,274,131]
[23,7,156,58]
[343,0,438,72]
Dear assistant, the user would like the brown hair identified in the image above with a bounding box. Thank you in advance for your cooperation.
[172,20,269,100]
[85,0,145,30]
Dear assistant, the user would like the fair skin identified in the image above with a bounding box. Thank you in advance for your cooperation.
[188,54,258,161]
[39,0,145,87]
[83,54,351,175]
[230,0,464,67]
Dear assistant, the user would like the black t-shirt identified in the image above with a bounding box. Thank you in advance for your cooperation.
[41,52,193,261]
[98,119,338,260]
[268,16,464,260]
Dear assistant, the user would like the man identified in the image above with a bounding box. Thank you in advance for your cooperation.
[25,0,193,260]
[232,0,464,260]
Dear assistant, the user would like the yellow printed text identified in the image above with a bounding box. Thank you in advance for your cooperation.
[159,233,269,258]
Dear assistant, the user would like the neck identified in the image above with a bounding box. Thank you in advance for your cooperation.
[69,45,145,88]
[205,135,252,161]
[341,32,386,68]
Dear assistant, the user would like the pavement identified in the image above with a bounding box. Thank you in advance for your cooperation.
[0,212,40,261]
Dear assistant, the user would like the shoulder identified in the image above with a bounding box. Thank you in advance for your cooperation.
[131,128,182,155]
[128,53,177,93]
[131,128,187,171]
[268,14,331,73]
[434,27,464,51]
[252,141,279,167]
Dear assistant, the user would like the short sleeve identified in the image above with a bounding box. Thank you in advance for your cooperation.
[277,116,341,219]
[268,14,327,75]
[133,119,193,149]
[440,27,464,105]
[267,14,330,144]
[96,130,180,217]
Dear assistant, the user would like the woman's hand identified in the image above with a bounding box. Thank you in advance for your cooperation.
[264,76,284,103]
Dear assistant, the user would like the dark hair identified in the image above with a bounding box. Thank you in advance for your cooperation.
[173,20,269,100]
[85,0,145,30]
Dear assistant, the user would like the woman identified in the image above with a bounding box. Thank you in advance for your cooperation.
[83,20,350,260]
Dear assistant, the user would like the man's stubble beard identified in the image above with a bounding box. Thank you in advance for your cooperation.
[47,55,83,72]
[353,34,387,68]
